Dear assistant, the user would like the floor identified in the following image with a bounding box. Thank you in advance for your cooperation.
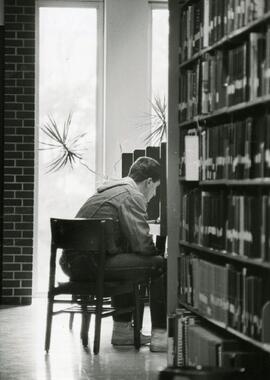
[0,299,167,380]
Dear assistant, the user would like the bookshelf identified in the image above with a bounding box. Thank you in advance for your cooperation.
[178,301,270,354]
[0,20,3,301]
[179,240,270,270]
[167,0,270,375]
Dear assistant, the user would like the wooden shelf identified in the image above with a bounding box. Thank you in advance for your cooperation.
[179,37,227,69]
[175,1,270,372]
[179,240,270,270]
[179,95,270,128]
[178,301,270,353]
[179,179,270,186]
[200,179,270,186]
[179,177,199,183]
[179,11,270,69]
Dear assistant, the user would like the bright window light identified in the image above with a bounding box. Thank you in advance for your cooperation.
[35,6,98,294]
[151,7,169,143]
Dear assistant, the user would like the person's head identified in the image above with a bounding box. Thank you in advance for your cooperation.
[128,156,161,202]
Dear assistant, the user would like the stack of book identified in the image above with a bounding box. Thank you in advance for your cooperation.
[179,62,200,122]
[172,308,264,372]
[179,29,270,121]
[178,255,268,341]
[199,118,253,180]
[179,0,267,63]
[179,114,270,180]
[180,189,270,261]
[181,189,225,250]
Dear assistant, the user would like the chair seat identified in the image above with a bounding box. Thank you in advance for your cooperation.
[52,280,137,297]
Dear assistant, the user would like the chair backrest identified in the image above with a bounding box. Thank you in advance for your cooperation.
[50,217,117,252]
[48,218,117,292]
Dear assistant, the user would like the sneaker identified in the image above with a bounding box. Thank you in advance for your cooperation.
[111,321,151,346]
[150,328,167,352]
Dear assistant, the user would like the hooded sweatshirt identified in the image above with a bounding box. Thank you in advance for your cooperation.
[75,177,157,255]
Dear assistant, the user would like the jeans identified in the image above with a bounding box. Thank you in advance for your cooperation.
[60,252,167,329]
[104,254,167,329]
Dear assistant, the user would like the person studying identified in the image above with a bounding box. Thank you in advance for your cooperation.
[60,157,167,352]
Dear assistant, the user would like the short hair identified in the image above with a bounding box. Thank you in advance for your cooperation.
[128,156,161,183]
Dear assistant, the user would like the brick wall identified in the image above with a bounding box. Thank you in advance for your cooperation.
[2,0,35,305]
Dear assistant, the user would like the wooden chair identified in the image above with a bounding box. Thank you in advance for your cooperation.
[45,217,142,354]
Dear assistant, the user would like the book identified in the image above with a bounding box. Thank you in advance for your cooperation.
[185,134,199,181]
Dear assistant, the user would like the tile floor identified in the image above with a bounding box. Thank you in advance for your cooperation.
[0,299,167,380]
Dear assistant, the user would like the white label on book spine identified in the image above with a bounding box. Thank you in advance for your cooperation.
[203,0,209,47]
[185,135,199,181]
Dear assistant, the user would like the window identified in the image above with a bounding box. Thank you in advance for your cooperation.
[150,3,169,143]
[151,5,169,101]
[34,1,103,295]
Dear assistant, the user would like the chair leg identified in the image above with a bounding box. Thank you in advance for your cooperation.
[93,296,103,354]
[80,297,91,347]
[69,313,75,330]
[45,296,54,352]
[133,284,141,350]
[139,284,147,330]
[69,295,76,330]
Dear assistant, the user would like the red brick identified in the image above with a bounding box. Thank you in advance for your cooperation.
[4,199,22,206]
[23,23,35,32]
[14,238,33,246]
[22,280,32,287]
[17,15,34,23]
[3,239,15,246]
[5,23,23,31]
[4,215,22,222]
[23,7,35,15]
[2,289,14,296]
[22,247,32,255]
[5,230,22,238]
[15,255,32,262]
[5,39,23,47]
[15,222,32,230]
[2,297,20,304]
[2,280,20,287]
[3,255,14,263]
[15,206,33,214]
[3,264,20,271]
[22,231,32,238]
[14,289,32,296]
[3,272,14,279]
[23,86,34,94]
[14,272,32,279]
[5,6,23,14]
[22,199,33,206]
[3,247,20,254]
[22,264,32,271]
[21,297,32,305]
[5,55,23,63]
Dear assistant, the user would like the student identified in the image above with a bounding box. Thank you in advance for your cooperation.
[60,157,167,352]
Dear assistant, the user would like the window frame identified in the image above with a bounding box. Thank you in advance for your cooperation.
[148,1,168,145]
[34,0,104,297]
[149,0,168,99]
[35,0,104,181]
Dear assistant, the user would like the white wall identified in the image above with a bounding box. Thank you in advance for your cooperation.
[0,0,4,25]
[104,0,151,178]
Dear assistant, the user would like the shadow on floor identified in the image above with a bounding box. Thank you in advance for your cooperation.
[0,298,167,380]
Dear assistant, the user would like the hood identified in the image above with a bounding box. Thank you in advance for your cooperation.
[97,176,137,193]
